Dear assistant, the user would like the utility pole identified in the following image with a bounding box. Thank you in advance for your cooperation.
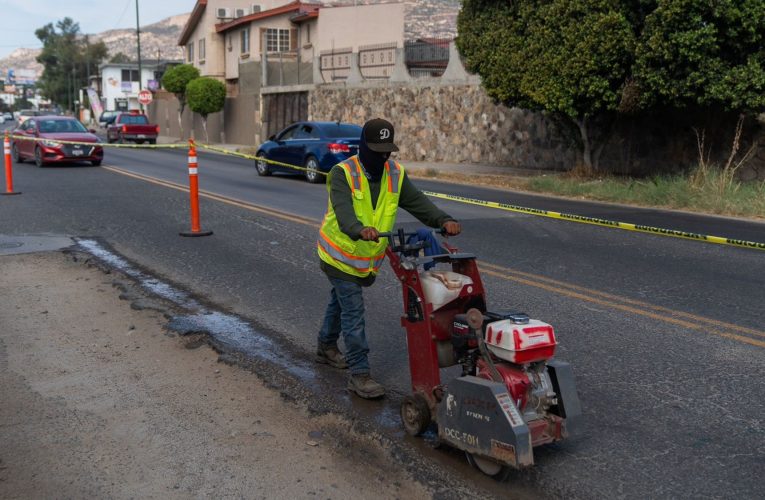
[135,0,143,110]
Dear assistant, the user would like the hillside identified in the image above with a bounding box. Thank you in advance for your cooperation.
[0,13,190,80]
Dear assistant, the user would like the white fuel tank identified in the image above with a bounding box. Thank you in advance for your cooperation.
[420,270,474,311]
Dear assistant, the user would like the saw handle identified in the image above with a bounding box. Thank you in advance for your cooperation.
[377,227,448,255]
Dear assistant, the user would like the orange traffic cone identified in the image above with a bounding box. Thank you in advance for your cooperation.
[180,139,212,237]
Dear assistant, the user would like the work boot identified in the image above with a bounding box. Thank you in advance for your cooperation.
[316,342,348,369]
[347,373,385,399]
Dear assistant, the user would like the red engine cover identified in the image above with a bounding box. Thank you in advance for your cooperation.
[476,359,531,410]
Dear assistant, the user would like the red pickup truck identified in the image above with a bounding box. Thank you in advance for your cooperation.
[106,111,159,144]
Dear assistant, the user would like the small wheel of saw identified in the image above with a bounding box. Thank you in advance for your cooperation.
[466,452,512,482]
[400,394,431,436]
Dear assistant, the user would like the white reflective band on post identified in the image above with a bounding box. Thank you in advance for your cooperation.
[188,156,197,165]
[188,167,198,175]
[3,148,10,155]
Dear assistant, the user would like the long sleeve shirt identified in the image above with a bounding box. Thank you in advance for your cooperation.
[320,164,455,286]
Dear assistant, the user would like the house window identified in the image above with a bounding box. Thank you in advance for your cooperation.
[199,38,206,61]
[240,28,250,54]
[265,28,290,53]
[121,69,139,81]
[187,42,194,62]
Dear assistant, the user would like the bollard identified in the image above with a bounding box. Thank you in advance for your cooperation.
[180,139,212,237]
[2,131,21,195]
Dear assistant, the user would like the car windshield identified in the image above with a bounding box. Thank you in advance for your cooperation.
[120,114,148,124]
[320,124,362,139]
[38,119,88,134]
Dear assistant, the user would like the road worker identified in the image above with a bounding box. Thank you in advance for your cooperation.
[316,118,461,399]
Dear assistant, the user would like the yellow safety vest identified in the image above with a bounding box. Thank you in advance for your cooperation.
[317,156,405,278]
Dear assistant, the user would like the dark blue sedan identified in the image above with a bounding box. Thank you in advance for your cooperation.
[255,121,362,183]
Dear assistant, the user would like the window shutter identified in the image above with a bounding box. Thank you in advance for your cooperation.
[259,27,267,54]
[290,28,297,51]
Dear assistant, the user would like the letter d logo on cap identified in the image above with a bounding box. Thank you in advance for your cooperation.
[380,128,391,140]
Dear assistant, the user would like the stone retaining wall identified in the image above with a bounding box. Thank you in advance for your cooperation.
[310,82,577,171]
[309,82,765,181]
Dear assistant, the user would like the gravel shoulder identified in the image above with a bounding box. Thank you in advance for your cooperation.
[0,251,430,499]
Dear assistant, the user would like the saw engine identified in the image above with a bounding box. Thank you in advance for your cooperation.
[451,311,574,451]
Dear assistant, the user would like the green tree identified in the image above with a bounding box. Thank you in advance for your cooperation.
[161,64,200,139]
[186,77,226,143]
[109,52,132,64]
[458,0,636,170]
[35,18,108,112]
[635,0,765,112]
[458,0,765,172]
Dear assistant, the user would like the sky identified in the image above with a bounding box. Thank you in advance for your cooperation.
[0,0,194,59]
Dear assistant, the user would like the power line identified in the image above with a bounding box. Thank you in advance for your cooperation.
[112,0,132,31]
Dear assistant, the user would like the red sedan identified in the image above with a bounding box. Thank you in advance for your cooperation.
[12,115,104,167]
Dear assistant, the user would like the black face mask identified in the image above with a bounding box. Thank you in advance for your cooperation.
[358,136,390,182]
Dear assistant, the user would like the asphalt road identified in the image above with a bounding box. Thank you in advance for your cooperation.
[1,134,763,498]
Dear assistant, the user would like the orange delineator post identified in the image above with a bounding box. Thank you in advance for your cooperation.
[179,139,212,237]
[2,131,21,196]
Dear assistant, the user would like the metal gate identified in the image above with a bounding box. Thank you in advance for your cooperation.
[261,91,308,139]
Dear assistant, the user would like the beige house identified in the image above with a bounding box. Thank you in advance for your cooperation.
[178,0,302,79]
[179,0,406,87]
[216,1,320,82]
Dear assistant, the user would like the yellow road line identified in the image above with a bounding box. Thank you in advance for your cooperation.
[479,261,765,339]
[102,165,317,226]
[102,164,763,348]
[480,268,765,348]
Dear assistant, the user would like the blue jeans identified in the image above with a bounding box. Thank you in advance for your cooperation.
[318,276,369,375]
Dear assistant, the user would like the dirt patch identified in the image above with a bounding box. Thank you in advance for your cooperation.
[0,251,431,499]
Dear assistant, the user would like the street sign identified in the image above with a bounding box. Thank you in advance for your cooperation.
[138,89,153,105]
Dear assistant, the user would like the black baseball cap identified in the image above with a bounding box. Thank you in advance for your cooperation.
[362,118,399,153]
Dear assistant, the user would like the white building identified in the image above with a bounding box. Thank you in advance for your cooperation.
[99,62,162,111]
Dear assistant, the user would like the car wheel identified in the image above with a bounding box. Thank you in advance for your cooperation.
[148,139,156,145]
[304,156,324,184]
[11,143,23,163]
[91,160,102,166]
[34,146,45,167]
[256,153,271,176]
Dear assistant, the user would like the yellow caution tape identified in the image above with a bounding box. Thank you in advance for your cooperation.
[193,147,765,251]
[196,143,327,174]
[8,134,186,149]
[12,131,758,250]
[423,191,765,251]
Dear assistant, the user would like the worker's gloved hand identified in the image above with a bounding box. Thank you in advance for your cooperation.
[359,227,380,242]
[442,220,461,236]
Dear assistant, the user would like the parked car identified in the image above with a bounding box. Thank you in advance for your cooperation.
[98,110,119,128]
[2,112,14,122]
[255,121,363,183]
[106,111,159,144]
[12,115,103,167]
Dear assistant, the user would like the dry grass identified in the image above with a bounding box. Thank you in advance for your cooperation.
[407,167,765,220]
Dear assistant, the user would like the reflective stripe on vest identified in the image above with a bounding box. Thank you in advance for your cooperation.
[386,160,401,193]
[344,158,362,192]
[317,234,386,272]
